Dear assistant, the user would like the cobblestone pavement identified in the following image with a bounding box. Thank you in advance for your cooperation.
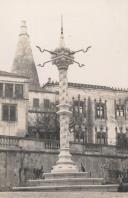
[0,192,128,198]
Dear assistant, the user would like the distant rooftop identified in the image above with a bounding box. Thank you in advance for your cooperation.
[29,86,58,94]
[43,79,128,92]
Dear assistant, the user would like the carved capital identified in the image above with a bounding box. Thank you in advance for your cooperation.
[52,48,74,69]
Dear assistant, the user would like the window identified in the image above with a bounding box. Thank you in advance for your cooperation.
[97,133,107,144]
[2,104,17,121]
[0,83,3,97]
[116,105,125,117]
[44,99,50,109]
[96,127,108,145]
[116,133,128,148]
[5,83,13,98]
[73,101,84,115]
[95,103,105,119]
[15,84,23,98]
[33,98,39,108]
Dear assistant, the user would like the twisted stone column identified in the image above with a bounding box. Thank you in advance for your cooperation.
[59,68,70,149]
[51,61,78,173]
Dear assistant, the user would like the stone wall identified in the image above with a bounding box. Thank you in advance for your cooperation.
[0,147,128,191]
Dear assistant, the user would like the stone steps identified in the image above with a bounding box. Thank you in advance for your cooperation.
[44,172,88,179]
[13,184,119,192]
[27,177,104,186]
[12,172,119,192]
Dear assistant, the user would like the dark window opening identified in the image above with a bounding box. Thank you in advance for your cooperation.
[73,101,85,116]
[116,105,125,117]
[0,83,3,97]
[116,133,128,149]
[44,99,50,109]
[96,127,108,145]
[96,132,107,144]
[15,84,23,98]
[5,83,13,98]
[95,103,105,119]
[33,98,39,108]
[2,104,17,122]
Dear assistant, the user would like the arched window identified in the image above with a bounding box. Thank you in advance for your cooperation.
[96,126,108,145]
[95,103,106,119]
[115,105,125,118]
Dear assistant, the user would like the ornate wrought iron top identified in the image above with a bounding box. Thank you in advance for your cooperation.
[36,17,91,68]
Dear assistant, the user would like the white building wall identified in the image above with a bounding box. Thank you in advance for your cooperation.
[29,90,58,111]
[0,74,29,137]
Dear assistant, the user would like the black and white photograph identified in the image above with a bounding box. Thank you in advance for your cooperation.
[0,0,128,197]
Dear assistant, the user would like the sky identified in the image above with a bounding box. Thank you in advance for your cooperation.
[0,0,128,88]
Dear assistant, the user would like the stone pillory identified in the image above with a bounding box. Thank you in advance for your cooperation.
[36,16,91,173]
[51,20,78,173]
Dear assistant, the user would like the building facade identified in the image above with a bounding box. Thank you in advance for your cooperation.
[42,80,128,147]
[0,20,128,149]
[0,70,29,136]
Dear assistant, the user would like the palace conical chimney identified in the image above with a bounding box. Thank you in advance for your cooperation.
[12,20,40,90]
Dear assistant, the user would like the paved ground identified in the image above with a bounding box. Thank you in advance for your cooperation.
[0,192,128,198]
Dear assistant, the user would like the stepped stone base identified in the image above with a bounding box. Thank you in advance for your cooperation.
[27,178,104,186]
[44,172,88,179]
[12,172,119,192]
[13,184,119,192]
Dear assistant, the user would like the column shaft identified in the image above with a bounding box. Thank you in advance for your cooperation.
[59,68,70,150]
[51,66,78,173]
